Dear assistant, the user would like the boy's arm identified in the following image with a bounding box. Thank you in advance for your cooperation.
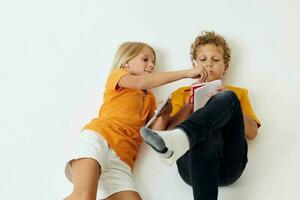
[167,103,193,130]
[149,99,173,130]
[243,113,258,140]
[150,114,171,130]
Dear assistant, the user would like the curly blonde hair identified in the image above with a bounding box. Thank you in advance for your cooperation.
[190,31,231,65]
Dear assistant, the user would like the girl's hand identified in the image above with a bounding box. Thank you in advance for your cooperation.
[157,99,172,117]
[187,67,208,82]
[208,85,227,97]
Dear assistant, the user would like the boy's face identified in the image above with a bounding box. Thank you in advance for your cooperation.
[194,44,228,82]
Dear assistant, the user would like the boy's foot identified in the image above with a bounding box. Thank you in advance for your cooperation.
[140,127,173,159]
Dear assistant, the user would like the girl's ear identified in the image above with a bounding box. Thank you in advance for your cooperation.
[122,62,129,68]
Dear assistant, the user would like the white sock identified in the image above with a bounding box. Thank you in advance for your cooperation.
[156,128,190,166]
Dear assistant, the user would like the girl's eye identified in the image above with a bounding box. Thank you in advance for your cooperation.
[143,58,148,62]
[214,59,220,62]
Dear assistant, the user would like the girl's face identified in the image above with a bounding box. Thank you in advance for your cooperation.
[194,44,228,82]
[125,47,155,75]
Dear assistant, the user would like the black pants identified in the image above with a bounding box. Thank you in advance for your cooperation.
[176,90,248,200]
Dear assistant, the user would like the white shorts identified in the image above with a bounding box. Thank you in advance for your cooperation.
[64,130,138,199]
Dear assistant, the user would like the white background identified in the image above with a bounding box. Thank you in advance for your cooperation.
[0,0,299,199]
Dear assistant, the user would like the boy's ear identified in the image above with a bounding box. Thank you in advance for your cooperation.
[192,59,196,67]
[223,64,229,75]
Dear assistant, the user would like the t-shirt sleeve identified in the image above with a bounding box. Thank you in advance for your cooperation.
[240,89,261,127]
[148,91,157,113]
[170,88,187,117]
[105,69,129,91]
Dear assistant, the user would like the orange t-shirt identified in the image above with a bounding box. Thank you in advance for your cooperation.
[171,85,261,127]
[84,69,156,168]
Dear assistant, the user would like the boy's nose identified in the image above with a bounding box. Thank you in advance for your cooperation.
[204,63,213,68]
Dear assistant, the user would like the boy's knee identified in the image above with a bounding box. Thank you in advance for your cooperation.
[216,90,240,105]
[222,90,238,99]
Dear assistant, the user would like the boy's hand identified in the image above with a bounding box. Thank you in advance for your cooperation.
[208,85,227,97]
[183,102,193,111]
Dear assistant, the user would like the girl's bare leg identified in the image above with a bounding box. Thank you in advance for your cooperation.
[64,158,101,200]
[106,191,142,200]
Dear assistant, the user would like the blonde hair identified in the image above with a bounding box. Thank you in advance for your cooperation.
[190,31,231,65]
[111,42,156,70]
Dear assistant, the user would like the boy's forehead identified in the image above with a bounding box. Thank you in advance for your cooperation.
[196,44,224,55]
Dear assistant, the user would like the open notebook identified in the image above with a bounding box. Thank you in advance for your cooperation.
[145,96,170,128]
[145,79,222,127]
[190,79,222,111]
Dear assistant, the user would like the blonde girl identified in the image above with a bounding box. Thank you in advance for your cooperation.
[64,42,205,200]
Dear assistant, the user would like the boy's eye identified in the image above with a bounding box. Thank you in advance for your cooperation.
[143,58,148,62]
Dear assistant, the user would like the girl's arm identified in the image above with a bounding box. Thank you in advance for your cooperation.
[118,68,204,90]
[243,113,258,140]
